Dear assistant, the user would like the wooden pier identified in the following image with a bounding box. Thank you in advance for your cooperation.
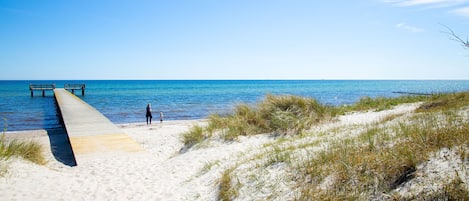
[29,84,56,97]
[54,89,143,165]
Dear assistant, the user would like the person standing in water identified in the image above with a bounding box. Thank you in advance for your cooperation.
[146,103,152,125]
[160,111,164,123]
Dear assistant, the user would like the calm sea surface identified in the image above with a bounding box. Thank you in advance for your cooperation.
[1,80,469,131]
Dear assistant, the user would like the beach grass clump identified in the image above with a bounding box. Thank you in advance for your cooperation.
[0,119,45,176]
[0,133,46,173]
[181,125,207,149]
[182,94,335,147]
[218,168,238,201]
[341,94,430,113]
[297,102,469,200]
[418,91,469,112]
[214,94,335,139]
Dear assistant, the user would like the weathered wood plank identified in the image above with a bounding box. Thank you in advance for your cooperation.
[54,89,143,165]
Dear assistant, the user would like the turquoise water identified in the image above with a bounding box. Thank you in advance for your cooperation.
[1,80,469,131]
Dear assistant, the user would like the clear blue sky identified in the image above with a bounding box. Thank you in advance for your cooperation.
[0,0,468,80]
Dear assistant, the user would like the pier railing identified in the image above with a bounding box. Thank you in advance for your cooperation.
[29,84,56,97]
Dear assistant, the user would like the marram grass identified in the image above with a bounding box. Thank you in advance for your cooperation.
[1,126,45,176]
[183,93,439,147]
[297,94,469,200]
[0,138,45,165]
[207,91,469,200]
[183,94,336,147]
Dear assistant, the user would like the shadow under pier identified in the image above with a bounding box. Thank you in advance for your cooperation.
[46,127,77,166]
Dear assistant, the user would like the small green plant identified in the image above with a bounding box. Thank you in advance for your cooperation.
[1,117,45,170]
[182,125,207,149]
[0,139,45,165]
[218,168,238,201]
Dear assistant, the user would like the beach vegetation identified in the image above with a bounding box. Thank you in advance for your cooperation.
[211,91,469,200]
[1,118,46,176]
[339,94,430,113]
[199,160,221,175]
[181,125,207,150]
[183,93,435,148]
[218,168,239,201]
[183,94,336,147]
[0,137,45,165]
[296,95,469,200]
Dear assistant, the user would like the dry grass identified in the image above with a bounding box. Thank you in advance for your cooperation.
[1,123,45,176]
[181,125,206,150]
[0,138,45,165]
[209,91,469,200]
[183,94,335,147]
[297,93,469,200]
[218,168,238,201]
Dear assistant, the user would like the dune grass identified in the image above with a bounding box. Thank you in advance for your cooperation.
[0,137,45,165]
[183,93,434,148]
[339,94,431,113]
[183,94,337,147]
[298,111,468,200]
[0,122,45,176]
[218,168,238,201]
[209,91,469,200]
[298,92,469,200]
[297,92,469,199]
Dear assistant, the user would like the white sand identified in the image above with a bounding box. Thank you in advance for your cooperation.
[0,120,275,201]
[0,103,466,200]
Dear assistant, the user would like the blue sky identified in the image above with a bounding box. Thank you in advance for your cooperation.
[0,0,468,80]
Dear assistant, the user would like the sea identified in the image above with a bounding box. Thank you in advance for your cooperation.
[1,80,469,131]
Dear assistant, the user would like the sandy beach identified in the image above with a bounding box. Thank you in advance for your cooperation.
[0,103,467,200]
[0,119,275,201]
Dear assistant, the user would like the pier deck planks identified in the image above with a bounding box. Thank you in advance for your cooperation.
[54,89,143,165]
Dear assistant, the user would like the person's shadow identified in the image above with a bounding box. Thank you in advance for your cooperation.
[46,127,77,166]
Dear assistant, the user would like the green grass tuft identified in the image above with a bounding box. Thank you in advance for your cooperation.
[218,168,238,201]
[212,94,335,140]
[0,132,46,177]
[1,118,45,170]
[182,125,207,149]
[0,138,45,165]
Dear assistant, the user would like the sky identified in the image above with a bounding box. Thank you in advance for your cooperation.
[0,0,468,80]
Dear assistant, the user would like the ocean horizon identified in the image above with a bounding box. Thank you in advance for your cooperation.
[1,80,469,131]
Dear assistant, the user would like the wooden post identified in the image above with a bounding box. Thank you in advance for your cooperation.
[31,90,34,97]
[82,86,85,96]
[42,90,45,97]
[71,89,75,94]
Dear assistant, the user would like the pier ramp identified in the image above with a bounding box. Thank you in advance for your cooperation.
[54,89,143,164]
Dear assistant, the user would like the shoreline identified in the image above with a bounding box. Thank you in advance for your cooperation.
[2,119,207,136]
